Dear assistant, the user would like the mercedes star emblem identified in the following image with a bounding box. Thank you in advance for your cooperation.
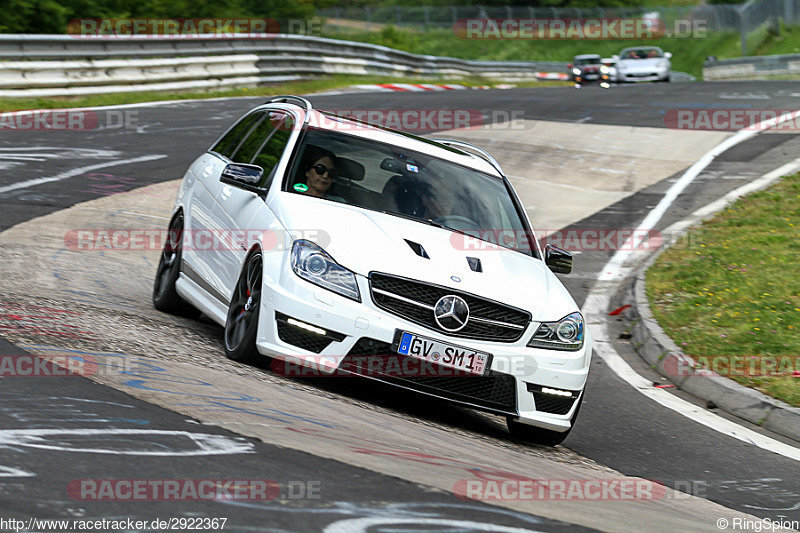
[434,295,470,332]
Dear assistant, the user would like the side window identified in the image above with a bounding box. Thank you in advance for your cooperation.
[252,113,295,188]
[231,114,274,164]
[211,112,263,160]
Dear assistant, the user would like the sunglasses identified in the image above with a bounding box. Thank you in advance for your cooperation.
[311,164,337,179]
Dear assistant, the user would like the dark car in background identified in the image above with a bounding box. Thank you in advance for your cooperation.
[568,54,607,85]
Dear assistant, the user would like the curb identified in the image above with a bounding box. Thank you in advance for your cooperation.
[351,83,516,93]
[623,242,800,443]
[352,76,566,92]
[353,83,475,92]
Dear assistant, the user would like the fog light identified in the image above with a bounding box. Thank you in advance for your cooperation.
[287,318,327,336]
[541,387,573,397]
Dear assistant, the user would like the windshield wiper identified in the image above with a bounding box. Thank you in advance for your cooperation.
[423,218,468,236]
[380,209,472,236]
[377,209,535,256]
[378,210,462,234]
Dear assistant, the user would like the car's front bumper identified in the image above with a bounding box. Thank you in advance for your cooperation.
[617,70,669,82]
[255,261,592,432]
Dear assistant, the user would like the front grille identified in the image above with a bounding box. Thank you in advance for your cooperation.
[342,337,518,415]
[275,313,344,354]
[369,273,530,342]
[527,384,579,415]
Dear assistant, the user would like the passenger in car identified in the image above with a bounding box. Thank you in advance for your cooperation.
[297,145,346,203]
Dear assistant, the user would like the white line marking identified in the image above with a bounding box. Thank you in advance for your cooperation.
[598,109,800,282]
[587,332,800,461]
[583,111,800,462]
[0,465,35,477]
[0,154,167,194]
[324,518,541,533]
[0,428,253,456]
[668,158,800,233]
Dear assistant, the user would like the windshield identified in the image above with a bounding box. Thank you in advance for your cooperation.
[574,57,600,66]
[621,48,663,60]
[285,128,536,256]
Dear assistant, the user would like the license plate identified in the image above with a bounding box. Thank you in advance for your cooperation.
[585,74,598,79]
[397,332,490,376]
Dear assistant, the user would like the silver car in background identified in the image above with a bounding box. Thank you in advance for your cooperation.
[612,46,672,82]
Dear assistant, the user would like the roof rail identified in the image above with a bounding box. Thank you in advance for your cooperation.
[430,138,506,177]
[266,95,313,123]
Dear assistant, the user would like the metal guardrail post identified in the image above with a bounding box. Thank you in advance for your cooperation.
[739,2,750,55]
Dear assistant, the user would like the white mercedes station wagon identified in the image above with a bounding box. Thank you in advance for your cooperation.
[153,95,592,445]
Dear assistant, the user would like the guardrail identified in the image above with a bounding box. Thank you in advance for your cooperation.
[703,53,800,80]
[0,34,567,97]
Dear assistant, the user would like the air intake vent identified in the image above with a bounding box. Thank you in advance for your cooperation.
[404,239,430,259]
[466,257,482,272]
[369,273,530,342]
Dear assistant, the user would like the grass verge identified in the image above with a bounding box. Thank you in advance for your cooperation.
[0,75,566,112]
[646,172,800,407]
[753,25,800,55]
[324,26,744,79]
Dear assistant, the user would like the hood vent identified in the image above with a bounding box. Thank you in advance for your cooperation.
[405,239,430,259]
[466,257,482,272]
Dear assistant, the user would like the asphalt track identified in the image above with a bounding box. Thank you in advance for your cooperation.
[1,81,800,530]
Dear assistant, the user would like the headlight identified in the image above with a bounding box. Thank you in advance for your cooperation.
[290,240,360,301]
[527,312,584,351]
[600,65,610,74]
[572,68,581,75]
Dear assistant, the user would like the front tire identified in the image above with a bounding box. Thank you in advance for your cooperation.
[507,394,584,446]
[153,213,198,317]
[224,251,263,364]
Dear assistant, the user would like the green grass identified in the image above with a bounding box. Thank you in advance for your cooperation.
[324,25,744,78]
[325,22,800,78]
[753,24,800,55]
[0,74,566,112]
[646,173,800,407]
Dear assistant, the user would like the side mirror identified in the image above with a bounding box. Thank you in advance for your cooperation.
[567,63,573,69]
[664,52,672,59]
[544,244,573,274]
[220,163,265,195]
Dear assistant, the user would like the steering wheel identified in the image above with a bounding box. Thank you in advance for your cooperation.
[433,215,481,230]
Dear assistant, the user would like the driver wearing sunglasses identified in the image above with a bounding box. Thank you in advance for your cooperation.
[298,145,346,203]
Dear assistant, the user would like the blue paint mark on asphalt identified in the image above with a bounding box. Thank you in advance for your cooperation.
[23,344,346,429]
